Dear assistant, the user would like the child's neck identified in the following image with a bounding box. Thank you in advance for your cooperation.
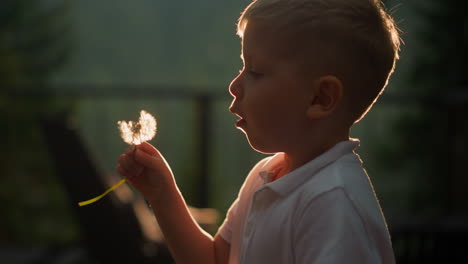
[281,130,350,177]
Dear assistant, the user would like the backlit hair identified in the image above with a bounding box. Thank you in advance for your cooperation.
[238,0,401,123]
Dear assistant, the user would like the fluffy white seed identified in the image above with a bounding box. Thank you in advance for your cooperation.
[118,110,157,145]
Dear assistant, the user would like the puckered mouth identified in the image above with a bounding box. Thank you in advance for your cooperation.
[229,105,247,128]
[229,106,243,118]
[235,117,247,128]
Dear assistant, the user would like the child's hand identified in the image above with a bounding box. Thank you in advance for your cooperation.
[117,142,174,201]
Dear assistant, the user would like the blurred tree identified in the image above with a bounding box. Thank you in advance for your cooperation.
[378,0,467,217]
[0,0,78,243]
[0,0,70,86]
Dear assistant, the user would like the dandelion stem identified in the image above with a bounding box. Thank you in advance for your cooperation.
[78,178,127,206]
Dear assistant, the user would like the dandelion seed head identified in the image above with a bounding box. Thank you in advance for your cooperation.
[118,110,157,145]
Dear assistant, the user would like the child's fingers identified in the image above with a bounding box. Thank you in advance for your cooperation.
[118,153,142,173]
[137,142,158,156]
[117,164,141,183]
[119,142,168,178]
[116,164,132,178]
[124,145,136,155]
[134,145,168,171]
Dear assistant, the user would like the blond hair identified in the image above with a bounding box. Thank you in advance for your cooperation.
[238,0,401,123]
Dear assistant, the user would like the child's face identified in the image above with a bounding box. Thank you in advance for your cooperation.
[229,22,317,154]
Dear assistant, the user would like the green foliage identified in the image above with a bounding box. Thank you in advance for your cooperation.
[0,0,71,86]
[378,0,467,216]
[406,0,465,93]
[0,0,78,244]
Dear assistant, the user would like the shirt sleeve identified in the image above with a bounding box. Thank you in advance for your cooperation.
[294,188,378,264]
[217,156,274,245]
[217,198,239,244]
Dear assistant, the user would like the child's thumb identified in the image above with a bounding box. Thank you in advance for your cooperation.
[137,142,158,156]
[134,142,164,170]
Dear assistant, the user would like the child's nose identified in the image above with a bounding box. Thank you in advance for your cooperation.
[229,73,242,98]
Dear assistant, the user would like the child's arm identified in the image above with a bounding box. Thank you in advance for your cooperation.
[117,142,230,264]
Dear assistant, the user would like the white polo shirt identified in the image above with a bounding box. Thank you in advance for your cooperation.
[218,140,395,264]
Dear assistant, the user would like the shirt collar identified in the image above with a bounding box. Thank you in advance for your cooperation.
[258,139,360,196]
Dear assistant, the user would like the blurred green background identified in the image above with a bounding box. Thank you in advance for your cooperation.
[1,0,466,262]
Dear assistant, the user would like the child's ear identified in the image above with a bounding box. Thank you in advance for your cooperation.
[306,75,343,119]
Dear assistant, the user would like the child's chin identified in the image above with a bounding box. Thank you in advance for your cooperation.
[247,139,277,155]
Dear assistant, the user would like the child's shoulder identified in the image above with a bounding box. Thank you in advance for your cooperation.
[297,153,365,201]
[294,152,382,221]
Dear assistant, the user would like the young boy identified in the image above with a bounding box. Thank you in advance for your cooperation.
[117,0,401,263]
